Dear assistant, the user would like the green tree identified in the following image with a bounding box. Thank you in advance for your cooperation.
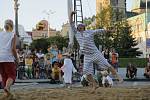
[94,5,114,49]
[31,35,68,53]
[94,5,142,57]
[31,38,49,53]
[47,35,68,50]
[113,21,142,57]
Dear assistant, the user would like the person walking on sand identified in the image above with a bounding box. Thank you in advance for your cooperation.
[0,19,18,99]
[69,11,123,92]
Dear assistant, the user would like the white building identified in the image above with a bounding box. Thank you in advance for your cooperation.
[18,25,32,45]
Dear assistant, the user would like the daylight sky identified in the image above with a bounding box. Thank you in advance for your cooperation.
[0,0,132,31]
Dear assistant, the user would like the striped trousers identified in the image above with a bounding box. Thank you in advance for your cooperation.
[83,50,111,75]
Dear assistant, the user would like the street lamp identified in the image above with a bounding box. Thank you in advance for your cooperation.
[14,0,21,49]
[14,0,20,37]
[43,10,55,37]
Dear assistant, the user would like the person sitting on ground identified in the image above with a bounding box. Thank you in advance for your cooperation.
[32,56,40,79]
[38,57,46,79]
[25,55,33,79]
[126,62,137,79]
[51,61,61,83]
[101,70,113,88]
[44,56,51,79]
[144,62,150,78]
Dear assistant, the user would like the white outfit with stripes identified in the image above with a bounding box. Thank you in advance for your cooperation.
[71,23,111,75]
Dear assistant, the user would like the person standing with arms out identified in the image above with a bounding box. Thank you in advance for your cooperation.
[69,12,123,92]
[0,20,18,98]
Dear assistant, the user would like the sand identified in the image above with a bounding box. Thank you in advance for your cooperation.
[0,86,150,100]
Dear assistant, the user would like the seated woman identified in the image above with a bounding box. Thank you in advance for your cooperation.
[32,57,40,79]
[126,62,137,79]
[144,62,150,78]
[51,61,61,83]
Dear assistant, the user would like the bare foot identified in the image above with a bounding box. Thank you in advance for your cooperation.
[4,87,14,98]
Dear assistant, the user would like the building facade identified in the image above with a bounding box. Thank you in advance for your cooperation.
[127,13,150,57]
[32,20,59,40]
[60,22,69,37]
[131,0,150,14]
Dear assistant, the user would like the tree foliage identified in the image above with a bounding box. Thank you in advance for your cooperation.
[93,5,142,57]
[113,21,142,57]
[31,35,68,53]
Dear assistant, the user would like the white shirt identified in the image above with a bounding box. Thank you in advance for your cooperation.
[0,31,15,62]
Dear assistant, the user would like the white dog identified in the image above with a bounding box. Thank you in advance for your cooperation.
[101,70,113,87]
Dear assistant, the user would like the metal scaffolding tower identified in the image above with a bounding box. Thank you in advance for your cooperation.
[74,0,84,25]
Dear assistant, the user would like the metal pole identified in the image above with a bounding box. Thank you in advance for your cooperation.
[14,0,19,37]
[14,0,21,49]
[43,10,55,38]
[47,14,50,37]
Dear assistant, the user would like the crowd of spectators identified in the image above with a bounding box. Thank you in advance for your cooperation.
[16,45,77,84]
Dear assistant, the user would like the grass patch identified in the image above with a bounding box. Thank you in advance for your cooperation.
[119,58,147,68]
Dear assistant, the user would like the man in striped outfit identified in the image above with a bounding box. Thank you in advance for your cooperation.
[70,12,123,92]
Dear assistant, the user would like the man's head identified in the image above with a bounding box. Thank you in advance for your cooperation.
[4,19,13,32]
[77,24,86,32]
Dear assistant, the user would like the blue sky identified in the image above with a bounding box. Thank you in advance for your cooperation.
[0,0,131,31]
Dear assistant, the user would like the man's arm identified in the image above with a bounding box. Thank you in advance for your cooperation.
[92,29,106,35]
[92,28,115,35]
[12,34,19,64]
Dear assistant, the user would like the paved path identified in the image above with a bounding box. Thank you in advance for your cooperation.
[14,68,149,83]
[118,68,145,79]
[0,67,150,92]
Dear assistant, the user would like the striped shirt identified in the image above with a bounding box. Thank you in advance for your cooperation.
[71,23,106,54]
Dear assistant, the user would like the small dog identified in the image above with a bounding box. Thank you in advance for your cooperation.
[81,75,89,87]
[101,70,113,88]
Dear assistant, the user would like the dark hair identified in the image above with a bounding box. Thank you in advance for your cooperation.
[52,61,59,67]
[77,26,85,31]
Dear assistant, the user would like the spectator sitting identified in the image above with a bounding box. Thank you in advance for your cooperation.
[44,56,51,79]
[144,62,150,78]
[25,55,33,79]
[126,62,137,79]
[32,57,40,79]
[39,57,45,79]
[51,61,61,83]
